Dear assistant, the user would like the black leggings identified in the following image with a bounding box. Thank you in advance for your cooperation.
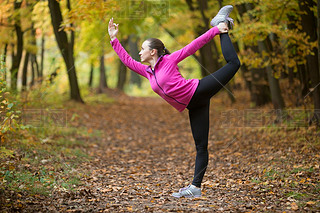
[187,33,240,187]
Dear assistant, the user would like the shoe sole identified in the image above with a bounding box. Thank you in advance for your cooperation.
[217,5,233,17]
[172,194,201,198]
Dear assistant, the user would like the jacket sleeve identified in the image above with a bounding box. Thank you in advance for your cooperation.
[110,38,148,78]
[167,26,220,64]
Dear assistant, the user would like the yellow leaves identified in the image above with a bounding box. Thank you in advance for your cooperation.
[0,147,14,159]
[233,2,315,76]
[2,93,320,211]
[299,178,306,183]
[15,200,23,208]
[306,201,316,206]
[234,152,243,157]
[8,164,15,171]
[240,49,265,69]
[0,1,13,21]
[69,0,119,23]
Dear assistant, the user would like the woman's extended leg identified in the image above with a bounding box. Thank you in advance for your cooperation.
[192,33,241,102]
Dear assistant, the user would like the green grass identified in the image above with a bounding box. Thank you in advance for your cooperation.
[0,117,101,196]
[3,169,53,195]
[285,191,307,199]
[290,166,314,174]
[263,168,289,181]
[251,177,262,184]
[83,92,114,104]
[0,79,113,197]
[2,164,84,195]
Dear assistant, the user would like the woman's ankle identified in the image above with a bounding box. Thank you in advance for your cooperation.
[191,184,200,189]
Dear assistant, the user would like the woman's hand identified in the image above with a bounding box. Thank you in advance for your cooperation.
[108,18,119,41]
[217,22,228,33]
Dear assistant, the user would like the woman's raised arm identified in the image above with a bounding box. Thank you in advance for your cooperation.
[108,18,149,78]
[168,23,228,64]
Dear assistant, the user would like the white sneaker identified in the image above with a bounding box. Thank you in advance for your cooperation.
[172,185,201,198]
[210,5,234,28]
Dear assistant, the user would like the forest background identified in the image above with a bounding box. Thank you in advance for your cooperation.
[0,0,319,212]
[1,0,320,122]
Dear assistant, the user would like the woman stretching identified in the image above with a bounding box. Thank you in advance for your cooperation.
[108,5,240,198]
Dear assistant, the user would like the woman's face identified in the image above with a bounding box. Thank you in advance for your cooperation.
[139,40,154,63]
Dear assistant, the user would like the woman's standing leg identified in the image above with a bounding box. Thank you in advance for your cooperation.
[172,101,209,198]
[188,102,210,188]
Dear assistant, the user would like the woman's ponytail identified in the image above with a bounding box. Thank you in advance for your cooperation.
[163,46,170,55]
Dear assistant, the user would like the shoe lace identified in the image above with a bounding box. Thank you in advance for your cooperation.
[179,185,191,193]
[226,17,234,26]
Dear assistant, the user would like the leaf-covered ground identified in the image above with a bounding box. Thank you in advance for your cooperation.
[1,90,319,212]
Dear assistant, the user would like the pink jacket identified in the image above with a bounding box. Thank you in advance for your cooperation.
[110,26,220,112]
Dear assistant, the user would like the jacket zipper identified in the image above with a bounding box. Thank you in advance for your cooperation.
[152,69,186,106]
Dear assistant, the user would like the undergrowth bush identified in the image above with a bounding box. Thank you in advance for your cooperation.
[0,55,21,143]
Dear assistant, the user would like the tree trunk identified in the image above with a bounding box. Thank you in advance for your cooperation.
[117,61,127,91]
[185,0,221,77]
[198,36,220,76]
[240,63,254,102]
[40,34,45,82]
[30,23,39,83]
[88,63,94,88]
[258,37,285,111]
[98,54,108,93]
[299,0,320,125]
[48,0,83,103]
[22,52,30,91]
[318,0,320,87]
[11,1,23,91]
[30,54,39,86]
[236,3,271,106]
[197,0,221,76]
[250,66,271,106]
[233,11,254,101]
[287,13,308,106]
[128,34,141,87]
[318,0,320,115]
[3,44,8,81]
[30,55,35,87]
[265,65,284,109]
[117,40,128,91]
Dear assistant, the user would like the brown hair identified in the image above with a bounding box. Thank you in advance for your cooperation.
[146,38,170,57]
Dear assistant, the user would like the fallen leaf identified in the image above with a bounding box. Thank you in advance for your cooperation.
[291,202,298,211]
[306,201,316,206]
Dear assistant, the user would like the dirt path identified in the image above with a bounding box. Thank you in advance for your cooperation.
[14,93,320,212]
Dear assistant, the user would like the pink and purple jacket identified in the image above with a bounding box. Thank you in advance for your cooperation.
[110,26,220,112]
